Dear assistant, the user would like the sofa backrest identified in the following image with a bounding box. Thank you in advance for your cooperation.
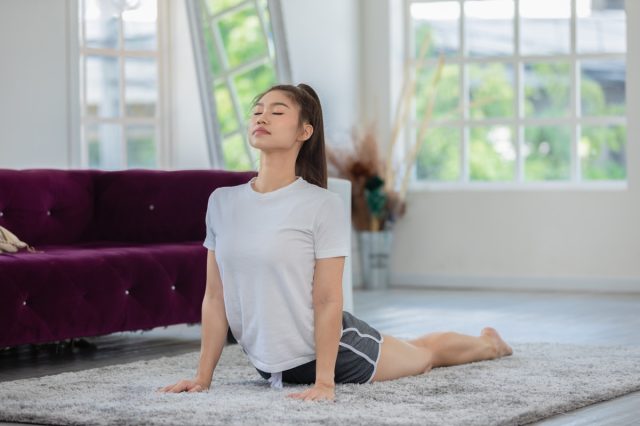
[0,168,256,245]
[91,169,255,243]
[0,169,99,245]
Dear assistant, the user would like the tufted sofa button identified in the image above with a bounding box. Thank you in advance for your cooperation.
[125,289,130,295]
[46,210,51,216]
[0,211,3,217]
[148,204,155,211]
[22,300,27,306]
[171,285,176,291]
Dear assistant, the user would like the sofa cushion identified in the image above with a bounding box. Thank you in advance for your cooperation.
[91,169,255,243]
[0,169,97,245]
[0,241,207,347]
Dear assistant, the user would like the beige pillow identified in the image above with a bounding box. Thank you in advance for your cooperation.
[0,225,40,254]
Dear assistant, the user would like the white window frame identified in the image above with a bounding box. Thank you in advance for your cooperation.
[75,0,170,170]
[405,0,628,191]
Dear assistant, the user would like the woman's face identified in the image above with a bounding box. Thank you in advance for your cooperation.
[248,90,312,152]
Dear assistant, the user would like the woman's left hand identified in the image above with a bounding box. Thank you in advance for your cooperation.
[287,382,335,402]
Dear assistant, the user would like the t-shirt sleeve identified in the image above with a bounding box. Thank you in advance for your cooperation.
[203,191,216,251]
[314,193,350,259]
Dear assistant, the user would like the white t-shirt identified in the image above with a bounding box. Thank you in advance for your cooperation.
[202,176,350,373]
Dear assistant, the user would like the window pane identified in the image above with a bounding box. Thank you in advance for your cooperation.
[577,0,626,54]
[86,56,120,118]
[218,5,269,68]
[416,127,460,181]
[411,1,460,58]
[214,82,238,135]
[126,125,156,168]
[465,0,514,57]
[85,123,122,169]
[202,20,222,76]
[416,64,459,121]
[233,64,277,117]
[222,133,251,171]
[520,0,570,55]
[84,0,119,49]
[580,125,626,181]
[469,62,514,119]
[524,62,571,118]
[205,0,244,16]
[470,125,515,181]
[524,126,571,181]
[125,58,157,117]
[580,59,625,117]
[122,0,157,51]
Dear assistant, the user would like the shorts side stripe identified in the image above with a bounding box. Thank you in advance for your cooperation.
[366,334,384,384]
[341,327,382,343]
[338,342,376,366]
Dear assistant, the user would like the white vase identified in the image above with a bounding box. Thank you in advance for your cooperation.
[357,230,393,290]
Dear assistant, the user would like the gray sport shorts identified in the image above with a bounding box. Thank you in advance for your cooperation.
[255,310,384,385]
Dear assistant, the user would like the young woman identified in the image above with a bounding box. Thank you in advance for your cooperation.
[157,83,513,402]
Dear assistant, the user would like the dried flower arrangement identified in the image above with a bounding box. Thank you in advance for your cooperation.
[327,36,444,232]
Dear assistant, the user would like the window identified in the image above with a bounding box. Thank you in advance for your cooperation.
[79,0,164,170]
[197,0,282,171]
[407,0,627,188]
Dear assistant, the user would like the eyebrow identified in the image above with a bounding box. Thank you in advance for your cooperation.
[254,102,290,109]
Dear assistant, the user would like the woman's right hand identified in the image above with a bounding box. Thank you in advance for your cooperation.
[156,378,210,393]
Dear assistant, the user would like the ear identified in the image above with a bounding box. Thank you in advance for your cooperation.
[300,123,313,142]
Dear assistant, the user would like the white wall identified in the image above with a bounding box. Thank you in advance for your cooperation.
[0,0,71,168]
[168,0,209,170]
[280,0,360,146]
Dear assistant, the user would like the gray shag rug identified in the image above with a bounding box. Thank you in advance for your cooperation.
[1,342,640,426]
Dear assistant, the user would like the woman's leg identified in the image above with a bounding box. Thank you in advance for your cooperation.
[370,334,434,383]
[407,327,513,368]
[371,327,512,383]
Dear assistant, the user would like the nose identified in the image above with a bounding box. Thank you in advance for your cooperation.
[254,110,268,124]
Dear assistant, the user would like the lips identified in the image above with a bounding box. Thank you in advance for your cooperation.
[253,127,271,135]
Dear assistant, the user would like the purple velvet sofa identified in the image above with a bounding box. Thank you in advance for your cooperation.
[0,168,256,349]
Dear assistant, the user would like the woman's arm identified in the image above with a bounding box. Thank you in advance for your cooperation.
[195,250,229,387]
[158,250,228,393]
[312,256,346,387]
[288,256,344,400]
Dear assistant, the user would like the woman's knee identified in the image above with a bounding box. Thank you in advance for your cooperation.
[371,334,433,382]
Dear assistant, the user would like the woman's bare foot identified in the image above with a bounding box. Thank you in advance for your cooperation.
[481,327,513,358]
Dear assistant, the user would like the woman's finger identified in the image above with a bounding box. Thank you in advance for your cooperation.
[176,382,190,393]
[187,385,201,393]
[164,384,177,393]
[167,383,181,393]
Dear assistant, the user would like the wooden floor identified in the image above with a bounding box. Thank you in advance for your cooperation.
[1,287,639,425]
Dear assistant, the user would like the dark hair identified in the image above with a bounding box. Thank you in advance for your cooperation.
[250,83,327,189]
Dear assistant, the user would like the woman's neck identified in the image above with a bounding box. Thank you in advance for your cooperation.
[251,172,299,194]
